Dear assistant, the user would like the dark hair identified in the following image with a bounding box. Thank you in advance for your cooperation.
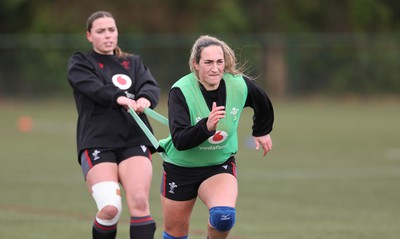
[86,11,130,58]
[86,11,113,32]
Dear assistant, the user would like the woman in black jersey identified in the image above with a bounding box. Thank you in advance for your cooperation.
[67,11,159,239]
[159,35,274,239]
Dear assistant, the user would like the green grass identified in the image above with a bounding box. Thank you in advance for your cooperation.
[0,98,399,239]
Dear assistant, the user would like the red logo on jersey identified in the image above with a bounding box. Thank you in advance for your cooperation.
[117,76,127,85]
[121,60,130,70]
[208,131,228,144]
[112,74,132,90]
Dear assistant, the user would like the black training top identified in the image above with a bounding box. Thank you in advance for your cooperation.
[67,51,160,159]
[167,76,274,151]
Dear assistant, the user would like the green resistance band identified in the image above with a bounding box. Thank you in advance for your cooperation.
[144,108,168,126]
[128,107,168,160]
[128,107,160,149]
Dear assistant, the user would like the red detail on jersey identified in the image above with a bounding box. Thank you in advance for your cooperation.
[213,131,224,141]
[117,76,127,85]
[98,63,104,69]
[121,60,130,70]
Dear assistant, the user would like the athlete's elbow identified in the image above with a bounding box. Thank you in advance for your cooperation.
[172,138,190,151]
[173,141,187,151]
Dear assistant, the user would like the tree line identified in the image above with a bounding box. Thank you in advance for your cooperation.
[0,0,399,98]
[2,0,400,33]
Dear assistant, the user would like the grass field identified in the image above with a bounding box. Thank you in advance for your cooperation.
[0,98,399,239]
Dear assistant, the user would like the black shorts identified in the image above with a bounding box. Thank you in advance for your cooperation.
[80,146,151,179]
[161,157,237,201]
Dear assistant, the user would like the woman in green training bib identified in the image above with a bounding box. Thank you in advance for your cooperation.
[158,35,274,239]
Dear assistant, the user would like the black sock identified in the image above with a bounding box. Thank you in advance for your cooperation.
[92,219,117,239]
[130,215,156,239]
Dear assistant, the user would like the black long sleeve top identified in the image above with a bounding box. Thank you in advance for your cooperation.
[67,51,160,158]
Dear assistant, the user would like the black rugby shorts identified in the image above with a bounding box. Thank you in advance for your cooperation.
[80,146,151,179]
[161,157,237,201]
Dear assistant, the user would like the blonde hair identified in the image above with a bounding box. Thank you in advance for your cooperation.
[189,35,244,79]
[86,11,130,58]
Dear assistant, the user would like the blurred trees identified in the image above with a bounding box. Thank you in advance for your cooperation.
[3,0,398,33]
[1,0,399,98]
[18,0,400,33]
[0,0,33,33]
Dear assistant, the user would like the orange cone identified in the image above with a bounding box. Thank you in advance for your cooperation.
[17,116,33,132]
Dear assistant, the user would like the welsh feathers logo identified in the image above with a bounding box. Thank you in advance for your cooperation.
[208,130,228,144]
[112,74,132,90]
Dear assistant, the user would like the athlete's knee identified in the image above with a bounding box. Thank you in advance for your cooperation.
[128,193,149,211]
[99,205,119,219]
[163,231,188,239]
[209,206,236,232]
[92,181,122,226]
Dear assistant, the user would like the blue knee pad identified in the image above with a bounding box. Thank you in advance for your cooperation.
[163,231,187,239]
[209,206,236,232]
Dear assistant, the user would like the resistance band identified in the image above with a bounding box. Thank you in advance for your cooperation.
[128,107,168,159]
[143,108,168,126]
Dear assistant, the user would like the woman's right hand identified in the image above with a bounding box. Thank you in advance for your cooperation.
[206,102,225,132]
